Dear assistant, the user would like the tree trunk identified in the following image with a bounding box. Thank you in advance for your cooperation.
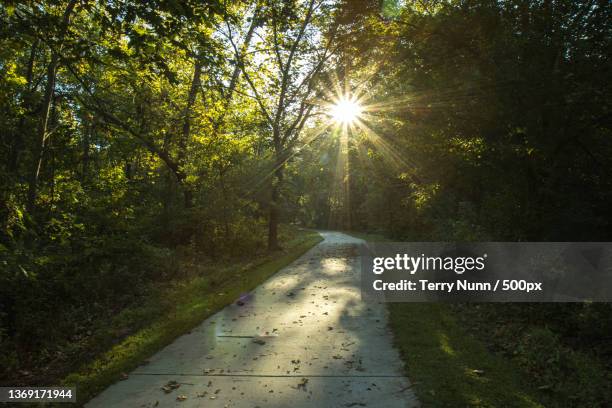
[267,179,281,250]
[81,118,91,182]
[179,57,203,208]
[183,189,194,209]
[214,7,259,131]
[26,0,77,215]
[268,150,284,251]
[26,55,58,214]
[219,166,230,240]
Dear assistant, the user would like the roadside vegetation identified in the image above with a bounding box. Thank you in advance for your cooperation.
[1,0,333,395]
[389,303,544,408]
[1,1,609,407]
[351,232,611,407]
[61,228,320,405]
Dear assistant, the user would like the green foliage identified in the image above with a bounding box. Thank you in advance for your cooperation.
[516,327,608,406]
[0,0,307,387]
[352,229,611,408]
[295,0,612,242]
[0,1,610,405]
[454,303,612,407]
[389,303,544,408]
[62,229,322,405]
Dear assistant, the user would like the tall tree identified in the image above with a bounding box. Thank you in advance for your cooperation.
[227,0,338,249]
[24,0,78,214]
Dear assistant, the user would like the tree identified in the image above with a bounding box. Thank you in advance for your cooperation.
[226,0,338,249]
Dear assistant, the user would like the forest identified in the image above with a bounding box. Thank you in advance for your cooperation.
[1,0,611,406]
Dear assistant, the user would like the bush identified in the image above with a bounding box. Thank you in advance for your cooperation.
[516,327,610,407]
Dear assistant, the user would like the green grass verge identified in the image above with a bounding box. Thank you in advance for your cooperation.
[345,231,545,408]
[453,304,611,407]
[62,230,322,405]
[389,303,544,407]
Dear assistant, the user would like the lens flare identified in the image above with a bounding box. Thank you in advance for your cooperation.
[329,97,362,124]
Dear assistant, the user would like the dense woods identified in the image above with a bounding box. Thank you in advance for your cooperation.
[1,0,610,402]
[0,0,339,383]
[299,0,612,241]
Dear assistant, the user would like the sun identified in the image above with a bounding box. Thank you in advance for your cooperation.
[329,96,362,124]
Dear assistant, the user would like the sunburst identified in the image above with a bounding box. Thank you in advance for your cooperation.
[329,96,362,124]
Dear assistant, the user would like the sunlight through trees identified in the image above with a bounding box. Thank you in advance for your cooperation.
[1,1,610,404]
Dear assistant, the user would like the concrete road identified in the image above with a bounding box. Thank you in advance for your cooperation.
[87,231,419,408]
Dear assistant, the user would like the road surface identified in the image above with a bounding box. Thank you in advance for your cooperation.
[87,231,419,407]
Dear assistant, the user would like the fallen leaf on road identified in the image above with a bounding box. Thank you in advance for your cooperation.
[161,380,181,393]
[297,378,309,390]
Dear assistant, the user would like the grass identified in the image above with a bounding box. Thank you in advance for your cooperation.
[453,303,611,407]
[346,230,546,407]
[62,229,322,405]
[389,303,544,407]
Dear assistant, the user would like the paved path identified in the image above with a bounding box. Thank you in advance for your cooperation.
[87,231,419,407]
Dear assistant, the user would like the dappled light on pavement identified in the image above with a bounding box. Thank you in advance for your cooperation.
[87,232,418,407]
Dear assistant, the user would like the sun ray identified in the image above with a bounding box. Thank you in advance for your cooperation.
[238,120,336,200]
[328,127,351,229]
[329,96,362,124]
[352,117,418,172]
